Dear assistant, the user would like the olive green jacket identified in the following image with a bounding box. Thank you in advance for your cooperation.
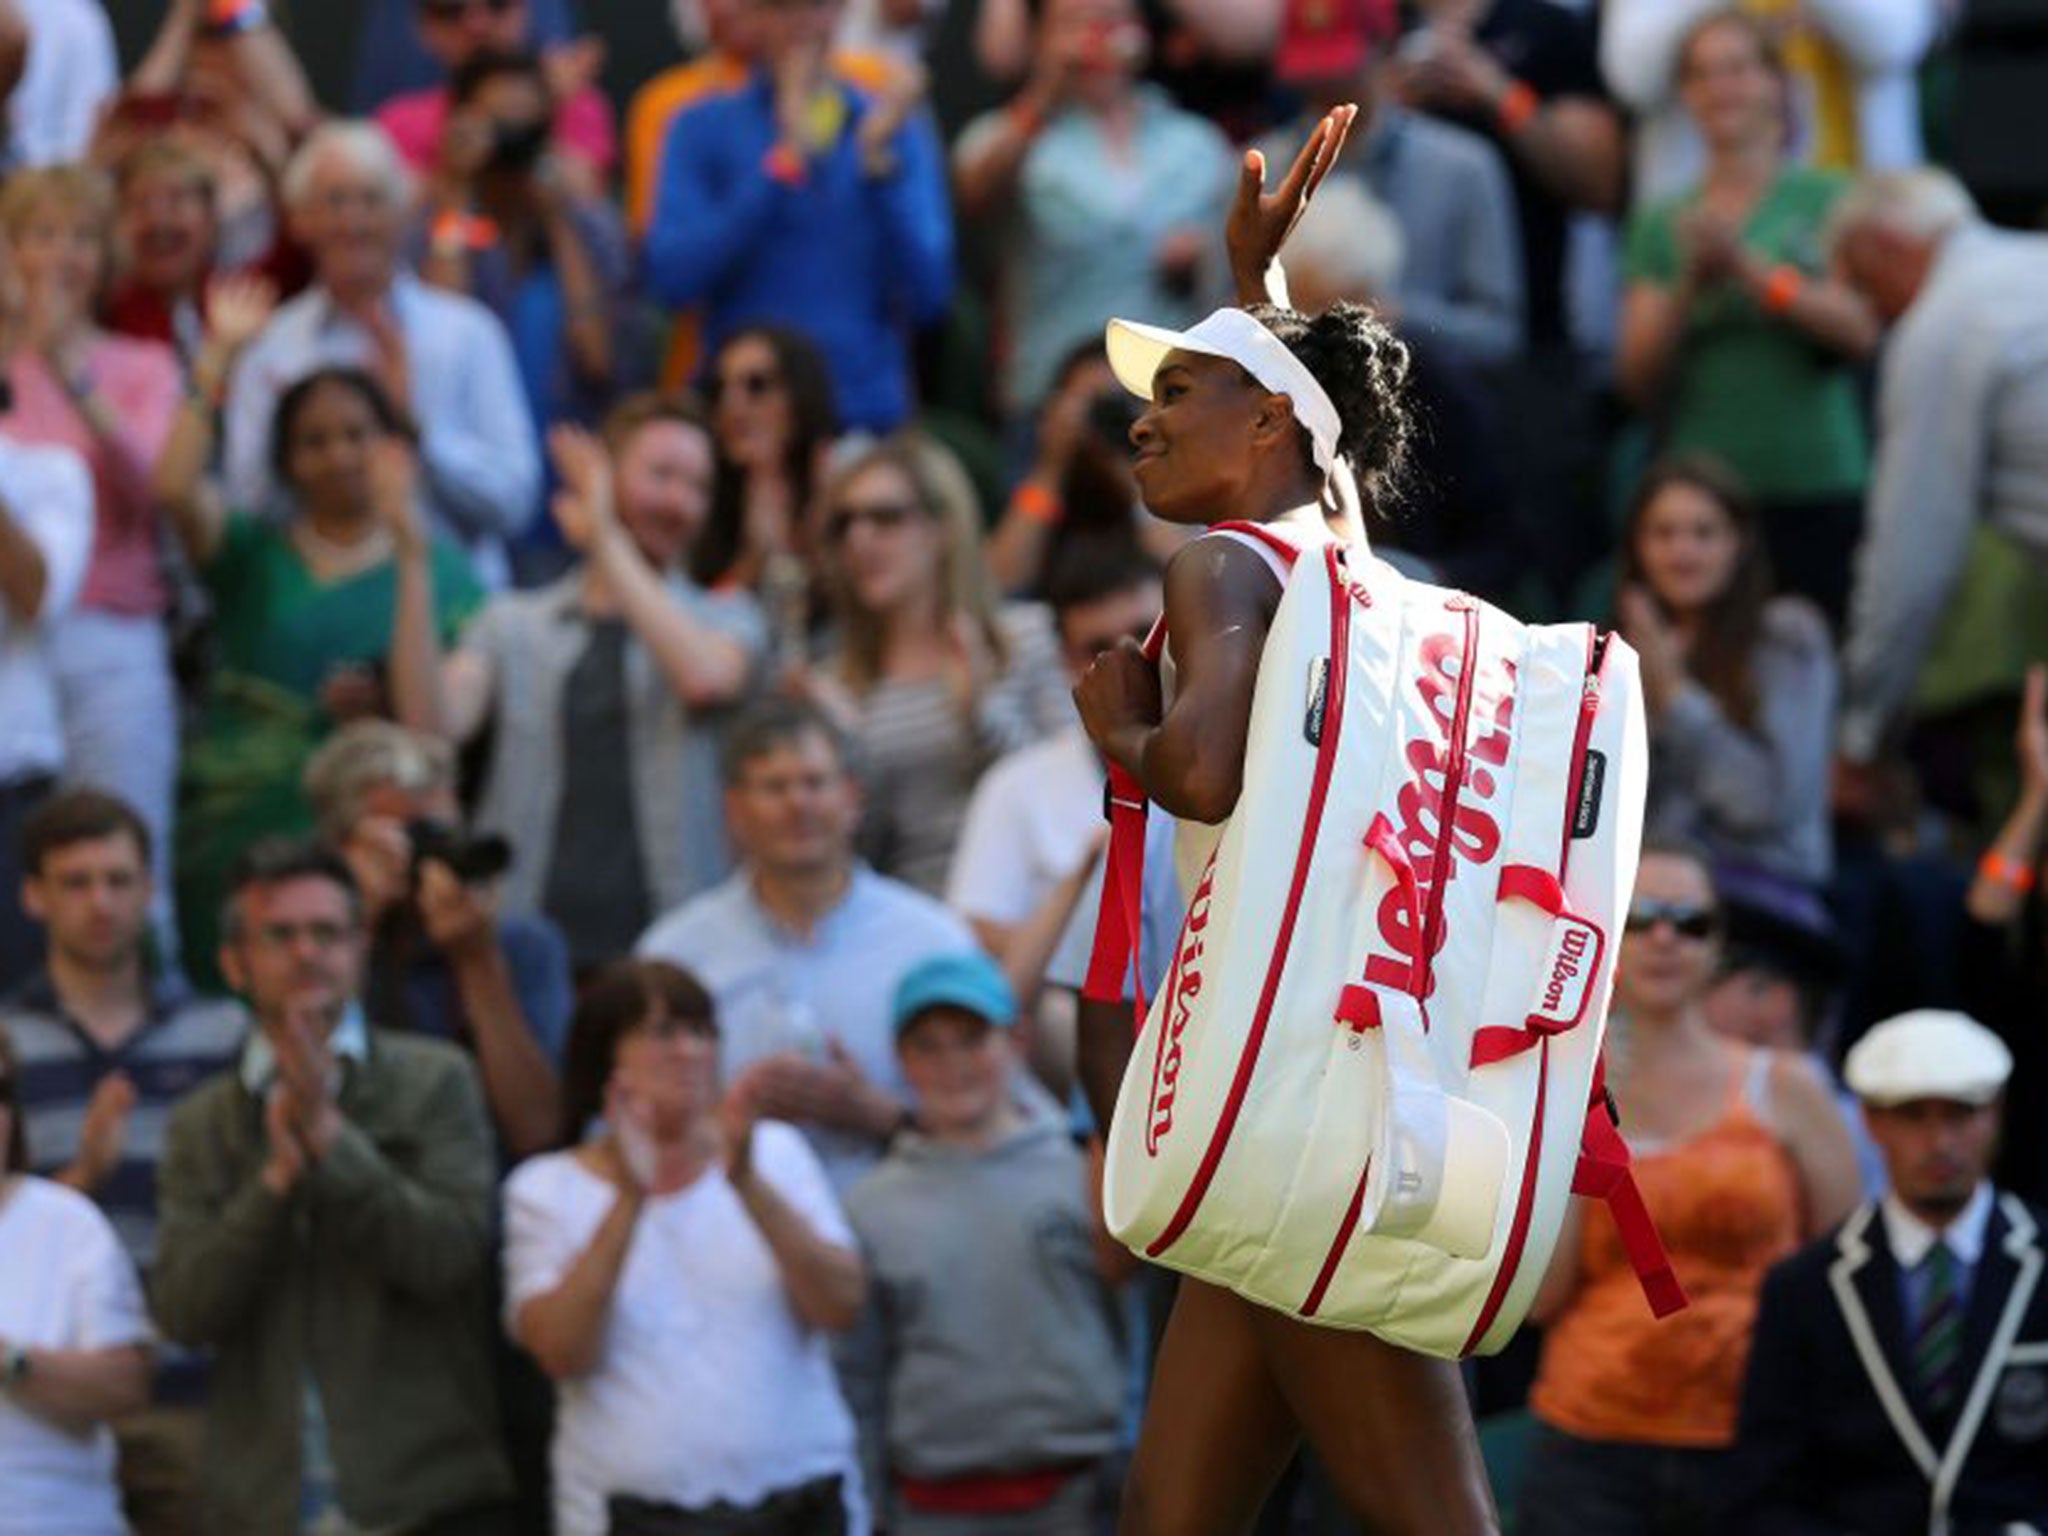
[153,1029,512,1534]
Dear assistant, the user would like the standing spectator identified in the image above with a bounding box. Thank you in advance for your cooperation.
[953,0,1236,422]
[1616,10,1879,628]
[1263,6,1525,372]
[416,48,636,444]
[636,701,976,1191]
[1602,0,1935,205]
[350,0,579,115]
[1729,1010,2048,1535]
[222,121,542,586]
[645,0,953,434]
[1617,456,1837,889]
[0,1028,153,1536]
[0,789,243,1536]
[376,0,618,186]
[504,959,866,1536]
[450,405,767,974]
[1,166,185,957]
[160,279,482,985]
[809,434,1069,896]
[695,325,839,628]
[1519,842,1861,1536]
[842,952,1128,1536]
[1828,170,2048,782]
[302,722,570,1160]
[4,0,117,170]
[152,840,514,1535]
[0,433,91,991]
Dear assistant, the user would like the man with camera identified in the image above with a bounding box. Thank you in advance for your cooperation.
[303,720,569,1161]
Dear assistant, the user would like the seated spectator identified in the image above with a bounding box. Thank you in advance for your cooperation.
[952,0,1236,423]
[946,541,1167,1087]
[0,1027,153,1536]
[1,165,185,952]
[1730,1010,2048,1535]
[1953,669,2048,1206]
[376,0,617,186]
[695,324,840,638]
[4,0,117,170]
[623,0,902,238]
[152,840,514,1533]
[0,789,244,1534]
[302,722,569,1159]
[222,120,542,586]
[449,403,767,973]
[0,433,91,990]
[1829,170,2048,797]
[1519,841,1860,1536]
[1616,456,1837,889]
[636,700,977,1190]
[843,952,1128,1535]
[414,47,636,442]
[984,342,1185,597]
[1265,5,1524,373]
[159,300,482,983]
[1601,0,1935,206]
[1615,10,1879,627]
[504,958,866,1536]
[644,0,953,434]
[808,433,1068,895]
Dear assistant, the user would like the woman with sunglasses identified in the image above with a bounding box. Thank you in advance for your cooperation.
[1065,109,1505,1536]
[807,432,1069,896]
[0,1030,155,1536]
[1518,842,1860,1536]
[503,959,866,1536]
[695,325,842,641]
[1617,454,1837,892]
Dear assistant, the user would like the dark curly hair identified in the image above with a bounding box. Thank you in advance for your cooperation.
[1247,301,1414,506]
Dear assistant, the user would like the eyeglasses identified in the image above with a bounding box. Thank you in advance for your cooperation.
[248,920,356,951]
[419,0,517,21]
[1624,901,1719,941]
[712,368,782,403]
[825,501,918,543]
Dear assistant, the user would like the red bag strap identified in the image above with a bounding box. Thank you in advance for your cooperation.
[1573,1058,1688,1319]
[1082,618,1169,1028]
[1211,519,1305,567]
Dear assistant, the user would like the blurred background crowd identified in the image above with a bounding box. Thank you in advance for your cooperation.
[0,0,2045,1532]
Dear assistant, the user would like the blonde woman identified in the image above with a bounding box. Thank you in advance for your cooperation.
[806,433,1068,895]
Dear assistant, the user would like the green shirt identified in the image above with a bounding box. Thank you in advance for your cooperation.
[1625,167,1868,502]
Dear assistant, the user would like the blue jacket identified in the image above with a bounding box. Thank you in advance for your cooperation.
[645,73,955,431]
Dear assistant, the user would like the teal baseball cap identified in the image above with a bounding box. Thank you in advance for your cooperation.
[892,951,1017,1037]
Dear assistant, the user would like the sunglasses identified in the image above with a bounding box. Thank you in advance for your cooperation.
[419,0,517,21]
[825,501,919,543]
[712,368,782,403]
[1625,901,1719,940]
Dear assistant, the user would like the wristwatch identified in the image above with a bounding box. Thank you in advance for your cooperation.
[2,1344,30,1388]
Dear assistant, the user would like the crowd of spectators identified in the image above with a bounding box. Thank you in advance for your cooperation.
[0,0,2045,1533]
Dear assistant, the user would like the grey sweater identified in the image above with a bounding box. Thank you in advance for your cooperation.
[840,1115,1125,1484]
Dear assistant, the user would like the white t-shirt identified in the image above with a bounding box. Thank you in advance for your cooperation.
[0,436,92,781]
[503,1125,863,1536]
[0,1177,152,1536]
[946,727,1106,929]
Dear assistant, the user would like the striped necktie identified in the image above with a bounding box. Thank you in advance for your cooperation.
[1913,1243,1964,1414]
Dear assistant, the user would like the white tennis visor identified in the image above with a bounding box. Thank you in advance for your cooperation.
[1106,307,1343,480]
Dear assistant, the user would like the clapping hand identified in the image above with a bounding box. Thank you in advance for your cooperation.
[203,273,278,359]
[368,437,427,559]
[2017,664,2048,805]
[1616,584,1686,715]
[1226,104,1358,302]
[1679,207,1745,287]
[64,1074,138,1194]
[745,1041,898,1138]
[546,424,620,554]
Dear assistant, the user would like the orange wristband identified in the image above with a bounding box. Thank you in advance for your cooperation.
[1010,481,1063,527]
[1760,264,1804,315]
[1978,850,2038,894]
[429,209,500,256]
[1497,80,1541,135]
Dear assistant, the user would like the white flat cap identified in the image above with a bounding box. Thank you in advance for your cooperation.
[1843,1010,2012,1107]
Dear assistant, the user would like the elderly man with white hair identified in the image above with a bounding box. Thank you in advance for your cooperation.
[221,121,541,588]
[1828,168,2048,776]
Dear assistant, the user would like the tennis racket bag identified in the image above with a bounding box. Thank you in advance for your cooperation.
[1085,524,1685,1358]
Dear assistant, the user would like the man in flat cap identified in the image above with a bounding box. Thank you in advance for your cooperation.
[1728,1010,2048,1535]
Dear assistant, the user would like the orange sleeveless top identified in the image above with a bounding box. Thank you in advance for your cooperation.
[1530,1048,1802,1448]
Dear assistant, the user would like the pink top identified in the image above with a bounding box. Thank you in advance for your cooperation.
[376,84,618,176]
[4,336,182,616]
